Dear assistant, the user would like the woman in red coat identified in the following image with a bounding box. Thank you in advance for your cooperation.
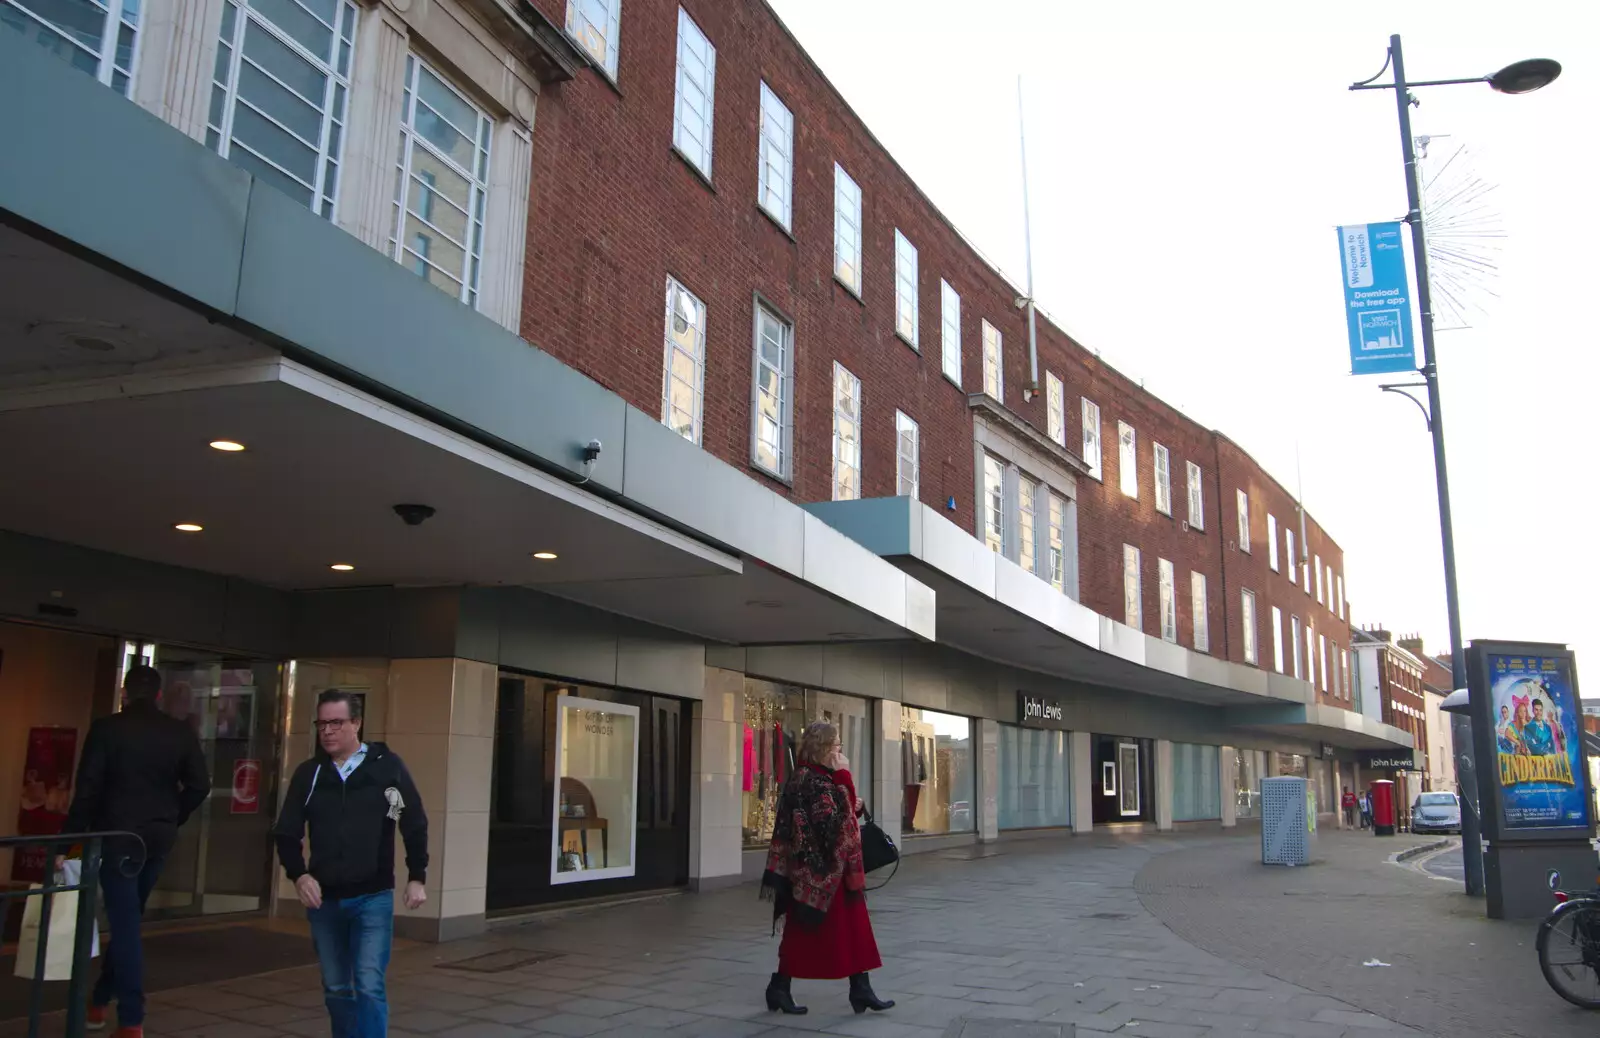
[760,720,894,1016]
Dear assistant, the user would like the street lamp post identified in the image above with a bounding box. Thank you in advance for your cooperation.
[1350,36,1560,899]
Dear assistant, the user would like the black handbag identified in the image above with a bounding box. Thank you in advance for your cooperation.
[858,807,900,889]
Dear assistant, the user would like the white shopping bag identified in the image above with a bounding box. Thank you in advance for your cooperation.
[13,860,100,982]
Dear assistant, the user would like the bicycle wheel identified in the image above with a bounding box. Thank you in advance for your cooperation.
[1538,899,1600,1009]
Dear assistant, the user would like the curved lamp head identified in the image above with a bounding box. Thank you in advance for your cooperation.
[1488,58,1561,94]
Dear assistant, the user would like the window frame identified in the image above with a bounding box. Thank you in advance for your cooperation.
[208,0,357,220]
[1337,574,1345,619]
[982,320,1003,401]
[1240,589,1258,665]
[1153,443,1171,515]
[389,54,494,307]
[1018,474,1040,575]
[1117,421,1138,499]
[750,300,794,481]
[756,80,793,230]
[10,0,140,93]
[894,229,919,348]
[1191,571,1209,652]
[1236,489,1251,552]
[1046,373,1065,446]
[831,361,863,502]
[1267,514,1279,571]
[1314,553,1324,603]
[1047,494,1066,591]
[1123,544,1142,631]
[671,5,716,178]
[564,0,622,78]
[833,163,863,295]
[1291,615,1304,679]
[660,275,707,444]
[1186,461,1203,528]
[1319,633,1329,692]
[1082,399,1103,480]
[1285,528,1297,582]
[939,280,961,386]
[982,453,1006,555]
[1158,558,1177,643]
[895,410,920,499]
[1271,605,1284,673]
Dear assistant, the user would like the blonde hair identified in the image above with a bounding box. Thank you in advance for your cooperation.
[796,720,839,767]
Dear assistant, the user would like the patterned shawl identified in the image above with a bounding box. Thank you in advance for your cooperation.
[759,764,865,930]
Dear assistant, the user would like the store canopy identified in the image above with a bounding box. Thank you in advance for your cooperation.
[0,34,933,648]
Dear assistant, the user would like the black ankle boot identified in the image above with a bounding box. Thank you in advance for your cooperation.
[765,972,807,1014]
[848,972,895,1013]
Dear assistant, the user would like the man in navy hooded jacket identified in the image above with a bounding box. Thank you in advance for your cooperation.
[274,689,428,1038]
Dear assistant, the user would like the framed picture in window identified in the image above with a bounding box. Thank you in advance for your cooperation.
[549,695,640,884]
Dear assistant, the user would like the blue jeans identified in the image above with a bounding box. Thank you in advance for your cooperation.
[93,853,166,1026]
[307,890,393,1038]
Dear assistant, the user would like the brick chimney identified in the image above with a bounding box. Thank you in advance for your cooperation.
[1398,634,1424,656]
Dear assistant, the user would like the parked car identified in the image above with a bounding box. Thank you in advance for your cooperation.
[1411,791,1462,834]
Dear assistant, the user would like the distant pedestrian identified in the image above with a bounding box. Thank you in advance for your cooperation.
[274,690,429,1038]
[760,720,894,1017]
[1359,790,1373,829]
[1341,787,1357,828]
[62,664,211,1037]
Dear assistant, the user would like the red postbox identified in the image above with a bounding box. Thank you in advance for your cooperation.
[1370,779,1396,836]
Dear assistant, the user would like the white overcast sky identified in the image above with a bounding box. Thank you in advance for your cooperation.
[769,0,1599,684]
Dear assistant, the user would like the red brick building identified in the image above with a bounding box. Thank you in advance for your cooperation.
[518,0,1352,676]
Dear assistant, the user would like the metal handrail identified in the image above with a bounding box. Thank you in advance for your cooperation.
[1,831,144,1038]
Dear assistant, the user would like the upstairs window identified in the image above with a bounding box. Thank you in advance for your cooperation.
[672,7,715,177]
[1048,495,1066,591]
[565,0,621,77]
[1186,461,1204,528]
[1291,616,1304,679]
[1236,490,1251,552]
[1271,606,1284,672]
[752,304,793,479]
[831,362,862,501]
[1268,514,1279,571]
[1082,399,1103,480]
[8,0,139,93]
[660,277,706,444]
[1241,589,1259,664]
[940,280,961,385]
[982,320,1003,400]
[1046,373,1065,446]
[894,230,919,347]
[1285,528,1297,581]
[757,81,792,229]
[895,411,920,499]
[209,0,358,218]
[1018,475,1039,575]
[391,56,493,306]
[1118,422,1138,498]
[1191,572,1209,652]
[833,164,862,293]
[1158,559,1177,643]
[982,454,1005,554]
[1153,443,1172,515]
[1123,545,1142,630]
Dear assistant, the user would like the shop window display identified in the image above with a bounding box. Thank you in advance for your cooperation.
[551,694,639,883]
[1172,743,1221,822]
[1233,748,1266,818]
[900,706,974,835]
[998,726,1070,829]
[741,681,873,847]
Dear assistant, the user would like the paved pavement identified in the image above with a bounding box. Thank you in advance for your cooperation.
[1419,847,1464,882]
[3,828,1589,1037]
[1136,828,1599,1037]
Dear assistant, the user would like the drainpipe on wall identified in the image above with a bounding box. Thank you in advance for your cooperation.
[1017,76,1039,401]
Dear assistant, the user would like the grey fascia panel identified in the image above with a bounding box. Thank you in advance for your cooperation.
[798,498,917,559]
[236,183,626,489]
[0,32,249,314]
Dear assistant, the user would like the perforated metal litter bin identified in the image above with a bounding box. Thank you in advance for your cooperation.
[1261,775,1318,865]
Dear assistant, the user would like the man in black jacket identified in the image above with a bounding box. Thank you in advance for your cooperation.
[62,664,210,1036]
[274,690,428,1038]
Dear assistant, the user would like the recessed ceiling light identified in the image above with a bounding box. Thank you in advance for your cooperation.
[174,523,204,533]
[330,563,355,572]
[209,440,246,452]
[531,551,558,560]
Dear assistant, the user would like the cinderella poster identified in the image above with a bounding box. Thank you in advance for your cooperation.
[1490,654,1589,830]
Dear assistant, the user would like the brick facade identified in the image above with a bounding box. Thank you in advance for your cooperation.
[519,0,1350,676]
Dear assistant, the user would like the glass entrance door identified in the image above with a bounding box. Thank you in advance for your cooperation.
[119,642,283,918]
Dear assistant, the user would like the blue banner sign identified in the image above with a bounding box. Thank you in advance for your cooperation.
[1337,222,1416,375]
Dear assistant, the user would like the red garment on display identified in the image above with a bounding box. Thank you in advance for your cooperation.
[776,768,882,980]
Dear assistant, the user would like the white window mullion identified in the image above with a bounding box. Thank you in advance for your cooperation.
[672,7,716,177]
[896,411,920,499]
[940,280,962,385]
[1191,571,1209,652]
[982,321,1003,400]
[1158,559,1176,643]
[661,276,706,444]
[1118,421,1138,498]
[1082,399,1102,480]
[832,362,862,501]
[1047,373,1065,446]
[757,81,793,229]
[834,164,862,293]
[1123,544,1142,630]
[894,230,919,348]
